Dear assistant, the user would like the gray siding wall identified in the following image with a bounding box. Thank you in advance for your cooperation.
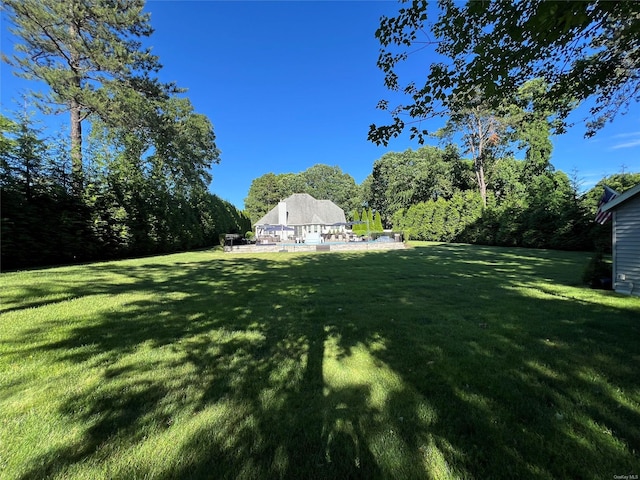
[613,195,640,296]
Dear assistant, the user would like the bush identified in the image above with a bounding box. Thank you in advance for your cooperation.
[582,251,612,289]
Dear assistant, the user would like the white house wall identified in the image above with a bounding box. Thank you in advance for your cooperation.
[612,195,640,296]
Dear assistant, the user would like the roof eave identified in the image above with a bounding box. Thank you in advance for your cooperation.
[602,183,640,212]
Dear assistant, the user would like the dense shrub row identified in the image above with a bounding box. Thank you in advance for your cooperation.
[1,115,250,270]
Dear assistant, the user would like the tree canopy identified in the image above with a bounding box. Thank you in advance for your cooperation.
[369,0,640,146]
[3,0,177,192]
[433,79,559,206]
[366,145,458,225]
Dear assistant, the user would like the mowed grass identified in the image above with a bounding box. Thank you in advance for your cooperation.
[1,242,639,479]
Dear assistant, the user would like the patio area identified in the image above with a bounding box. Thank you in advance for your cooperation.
[224,238,406,254]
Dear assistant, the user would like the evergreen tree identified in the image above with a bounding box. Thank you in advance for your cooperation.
[3,0,174,194]
[366,208,375,235]
[1,112,95,268]
[351,210,361,233]
[353,210,367,235]
[0,112,46,201]
[373,211,384,233]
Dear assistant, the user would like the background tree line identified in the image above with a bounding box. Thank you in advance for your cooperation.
[362,145,617,251]
[362,0,639,251]
[368,76,639,250]
[244,79,639,252]
[245,142,639,252]
[5,0,638,269]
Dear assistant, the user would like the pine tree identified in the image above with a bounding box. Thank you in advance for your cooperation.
[3,0,174,194]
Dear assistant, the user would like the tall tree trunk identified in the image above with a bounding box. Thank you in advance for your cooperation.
[469,114,488,207]
[69,7,82,195]
[476,162,487,207]
[70,96,82,195]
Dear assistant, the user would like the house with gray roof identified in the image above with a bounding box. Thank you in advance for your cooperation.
[255,193,347,244]
[601,182,640,296]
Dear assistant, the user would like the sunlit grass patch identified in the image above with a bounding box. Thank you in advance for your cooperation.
[1,244,639,479]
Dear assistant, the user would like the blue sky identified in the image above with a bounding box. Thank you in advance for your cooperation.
[2,1,639,209]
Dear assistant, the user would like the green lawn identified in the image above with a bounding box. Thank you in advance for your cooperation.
[1,243,639,479]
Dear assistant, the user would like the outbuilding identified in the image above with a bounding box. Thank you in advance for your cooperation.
[601,183,640,296]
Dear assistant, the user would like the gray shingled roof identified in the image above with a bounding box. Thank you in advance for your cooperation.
[256,193,346,226]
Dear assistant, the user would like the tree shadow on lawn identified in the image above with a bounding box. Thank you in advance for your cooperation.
[11,246,640,479]
[0,261,169,314]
